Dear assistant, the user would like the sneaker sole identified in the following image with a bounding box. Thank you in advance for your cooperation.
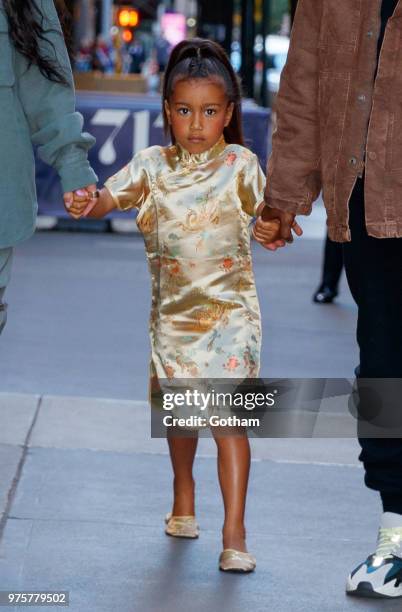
[347,581,402,599]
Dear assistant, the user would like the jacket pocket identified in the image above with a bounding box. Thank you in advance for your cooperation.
[0,10,15,87]
[319,0,361,51]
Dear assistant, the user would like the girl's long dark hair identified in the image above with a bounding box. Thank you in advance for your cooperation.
[163,38,244,146]
[3,0,72,85]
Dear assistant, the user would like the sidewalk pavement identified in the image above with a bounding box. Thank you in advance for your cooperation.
[1,391,397,612]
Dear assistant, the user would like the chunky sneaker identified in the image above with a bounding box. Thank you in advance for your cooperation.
[346,526,402,598]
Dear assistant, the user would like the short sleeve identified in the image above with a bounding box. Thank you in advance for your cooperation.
[104,153,149,211]
[238,154,266,217]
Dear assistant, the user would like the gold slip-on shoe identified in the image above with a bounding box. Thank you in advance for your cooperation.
[219,549,256,572]
[164,512,200,538]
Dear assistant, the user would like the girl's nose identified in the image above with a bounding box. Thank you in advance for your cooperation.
[191,113,203,130]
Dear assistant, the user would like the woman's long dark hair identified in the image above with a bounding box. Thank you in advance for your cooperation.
[3,0,72,85]
[163,38,245,146]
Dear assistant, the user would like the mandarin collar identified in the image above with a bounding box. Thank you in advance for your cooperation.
[175,136,227,164]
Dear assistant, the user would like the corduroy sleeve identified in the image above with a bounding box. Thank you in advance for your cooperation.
[265,0,323,216]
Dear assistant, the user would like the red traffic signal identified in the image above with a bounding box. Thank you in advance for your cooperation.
[122,29,133,42]
[117,7,140,28]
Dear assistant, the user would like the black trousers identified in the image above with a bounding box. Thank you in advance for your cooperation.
[320,234,343,290]
[343,177,402,510]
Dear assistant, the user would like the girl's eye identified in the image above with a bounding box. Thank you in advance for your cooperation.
[205,109,217,116]
[178,108,190,115]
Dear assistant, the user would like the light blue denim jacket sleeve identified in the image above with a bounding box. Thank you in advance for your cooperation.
[13,0,98,193]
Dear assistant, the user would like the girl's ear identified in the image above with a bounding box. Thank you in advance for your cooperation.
[224,102,235,127]
[164,99,172,124]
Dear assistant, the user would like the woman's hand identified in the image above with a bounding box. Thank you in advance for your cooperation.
[63,184,99,219]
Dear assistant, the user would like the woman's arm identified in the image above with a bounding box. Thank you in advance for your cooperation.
[13,0,97,193]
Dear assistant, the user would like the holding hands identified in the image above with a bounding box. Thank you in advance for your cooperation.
[62,190,304,249]
[253,204,303,251]
[63,184,99,219]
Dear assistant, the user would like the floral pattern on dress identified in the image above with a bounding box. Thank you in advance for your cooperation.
[225,152,237,166]
[104,137,265,394]
[137,207,156,234]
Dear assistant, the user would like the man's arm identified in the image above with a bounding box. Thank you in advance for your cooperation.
[265,0,323,240]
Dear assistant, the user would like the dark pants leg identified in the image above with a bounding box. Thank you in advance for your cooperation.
[0,247,13,335]
[321,234,344,290]
[342,178,402,511]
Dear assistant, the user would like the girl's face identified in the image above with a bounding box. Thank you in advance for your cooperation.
[164,78,234,154]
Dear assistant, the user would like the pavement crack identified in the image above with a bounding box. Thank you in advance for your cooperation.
[0,395,43,544]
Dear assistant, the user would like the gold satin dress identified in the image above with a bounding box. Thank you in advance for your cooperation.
[105,136,265,390]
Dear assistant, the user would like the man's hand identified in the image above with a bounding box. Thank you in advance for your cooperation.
[63,184,98,219]
[261,206,303,248]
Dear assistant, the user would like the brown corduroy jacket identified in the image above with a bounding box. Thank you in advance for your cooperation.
[264,0,402,241]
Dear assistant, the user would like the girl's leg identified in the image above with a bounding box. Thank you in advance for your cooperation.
[167,429,199,516]
[213,428,251,551]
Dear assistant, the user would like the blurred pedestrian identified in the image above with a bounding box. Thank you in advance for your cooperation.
[313,233,343,303]
[67,38,285,572]
[128,39,145,74]
[0,0,97,335]
[93,35,114,73]
[259,0,402,598]
[154,34,171,72]
[142,50,160,93]
[75,37,94,72]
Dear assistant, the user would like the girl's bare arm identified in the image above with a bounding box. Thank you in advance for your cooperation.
[85,188,116,219]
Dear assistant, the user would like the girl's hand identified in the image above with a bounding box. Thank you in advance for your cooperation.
[254,204,303,251]
[261,205,303,246]
[253,217,286,251]
[65,187,117,219]
[63,184,99,219]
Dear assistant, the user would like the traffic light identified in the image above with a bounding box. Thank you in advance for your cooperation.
[117,7,139,28]
[115,6,139,44]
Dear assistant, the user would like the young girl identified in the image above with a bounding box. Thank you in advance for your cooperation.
[68,38,291,572]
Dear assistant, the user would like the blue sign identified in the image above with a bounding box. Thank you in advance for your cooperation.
[36,93,271,217]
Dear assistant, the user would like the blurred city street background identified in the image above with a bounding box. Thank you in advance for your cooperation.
[0,1,392,611]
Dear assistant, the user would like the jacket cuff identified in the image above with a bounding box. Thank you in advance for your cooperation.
[264,194,312,216]
[59,161,98,193]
